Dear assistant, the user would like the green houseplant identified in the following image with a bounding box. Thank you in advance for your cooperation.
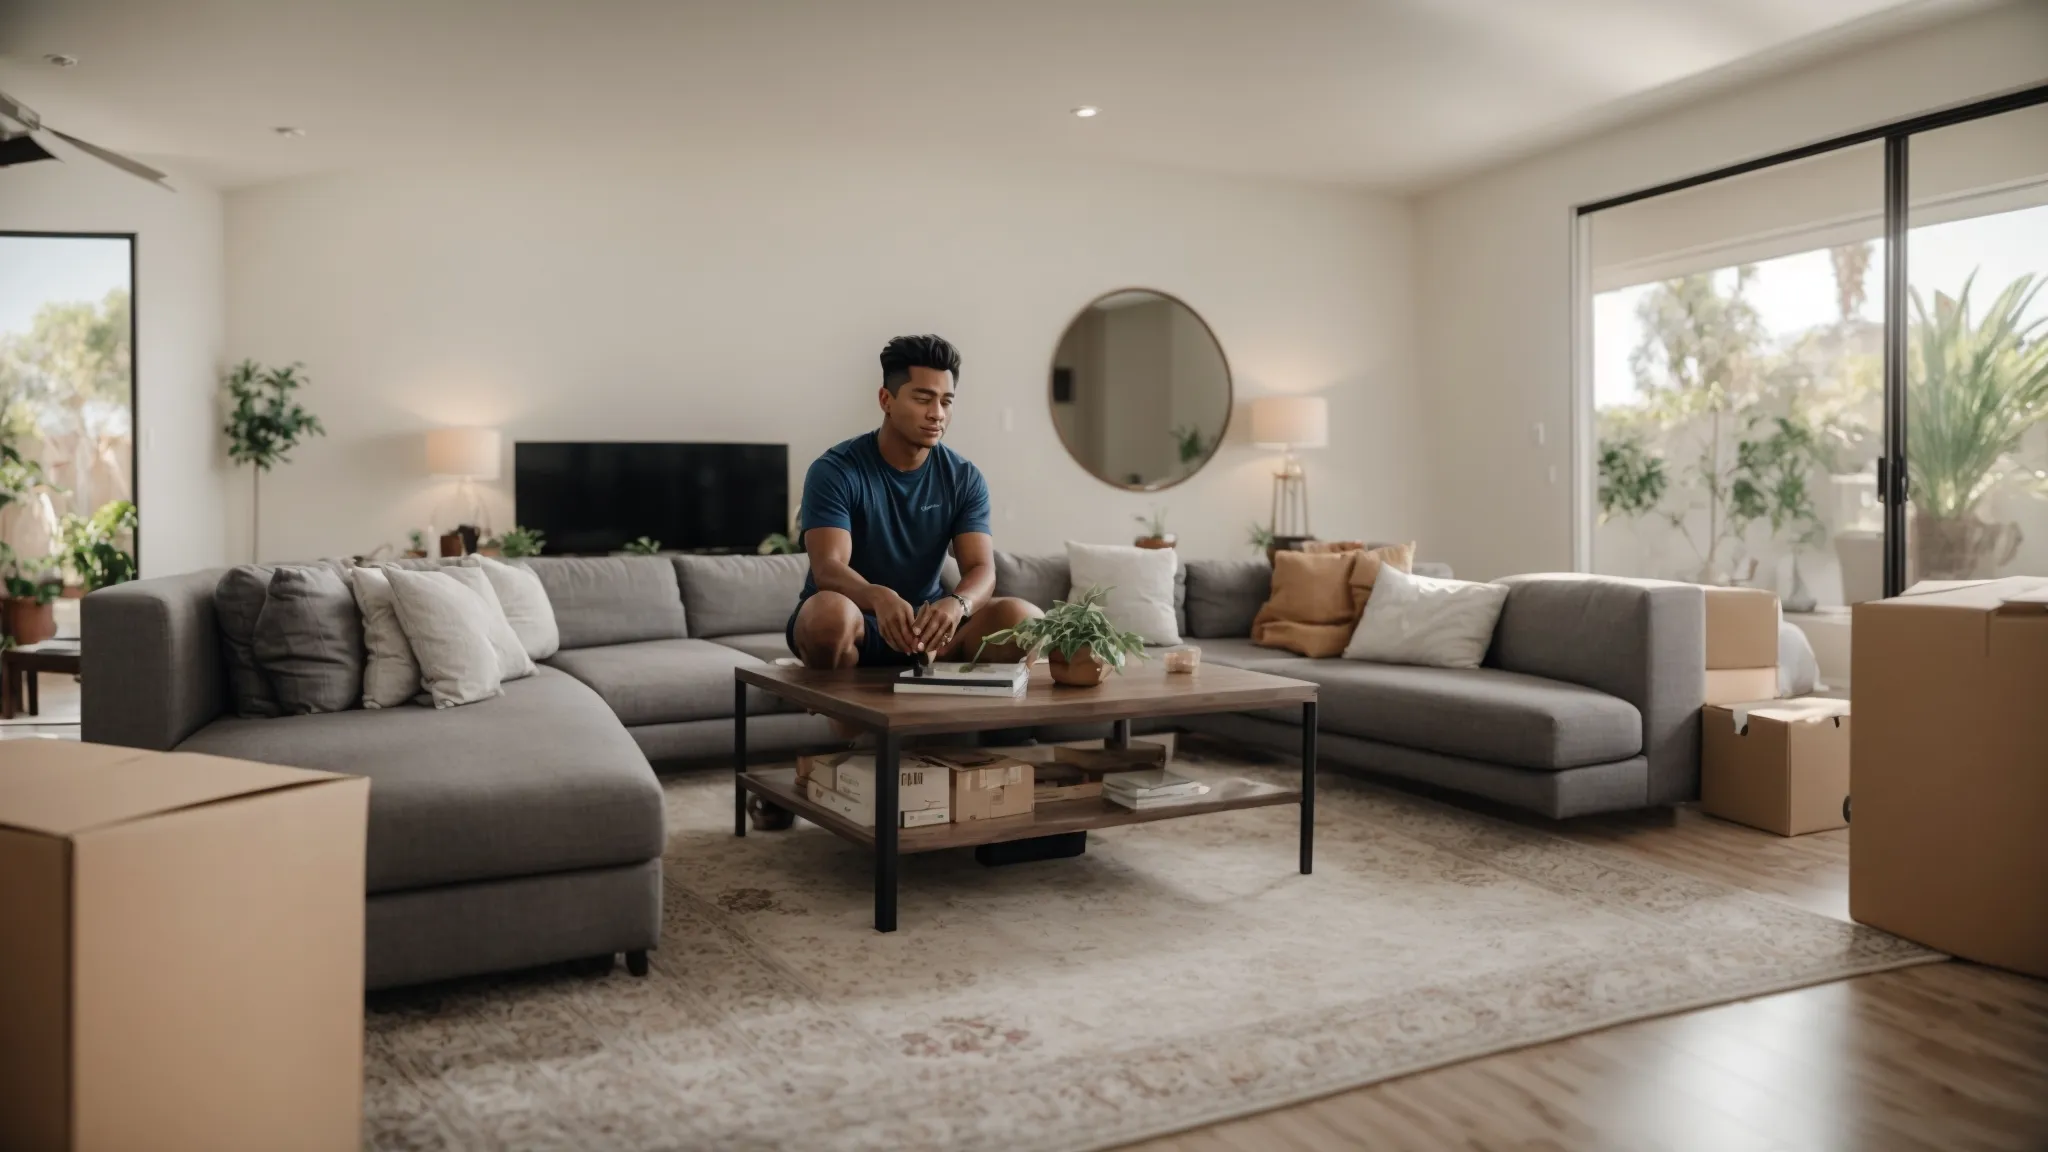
[57,498,138,592]
[1905,273,2048,579]
[223,360,325,562]
[489,525,545,558]
[975,586,1147,687]
[623,536,662,556]
[0,543,63,646]
[1133,506,1174,549]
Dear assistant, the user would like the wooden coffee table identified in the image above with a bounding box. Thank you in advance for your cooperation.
[733,662,1319,931]
[2,640,81,720]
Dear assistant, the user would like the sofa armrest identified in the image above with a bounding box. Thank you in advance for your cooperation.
[1490,573,1705,806]
[82,568,228,750]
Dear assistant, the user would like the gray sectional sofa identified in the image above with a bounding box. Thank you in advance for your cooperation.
[83,551,1703,989]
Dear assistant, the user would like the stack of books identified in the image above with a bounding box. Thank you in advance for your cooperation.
[895,661,1029,697]
[1102,768,1211,810]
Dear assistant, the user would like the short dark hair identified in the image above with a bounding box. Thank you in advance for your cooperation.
[880,334,961,394]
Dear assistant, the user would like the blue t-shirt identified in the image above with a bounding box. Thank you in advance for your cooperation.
[798,432,991,608]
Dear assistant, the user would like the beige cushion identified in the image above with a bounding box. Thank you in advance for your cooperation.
[441,565,537,683]
[463,554,559,660]
[348,565,420,708]
[1252,542,1414,658]
[385,568,505,708]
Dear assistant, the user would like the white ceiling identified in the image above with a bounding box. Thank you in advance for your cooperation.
[0,0,1975,192]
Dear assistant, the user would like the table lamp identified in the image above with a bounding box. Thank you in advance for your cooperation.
[426,427,500,551]
[1250,395,1327,539]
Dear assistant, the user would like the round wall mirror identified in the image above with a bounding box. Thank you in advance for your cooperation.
[1049,289,1232,490]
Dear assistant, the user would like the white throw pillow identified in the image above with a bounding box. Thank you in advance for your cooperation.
[1342,564,1508,669]
[440,564,537,682]
[384,568,506,707]
[461,554,559,660]
[347,565,420,708]
[1065,541,1180,646]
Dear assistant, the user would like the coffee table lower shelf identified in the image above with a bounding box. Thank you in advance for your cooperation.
[739,767,1301,854]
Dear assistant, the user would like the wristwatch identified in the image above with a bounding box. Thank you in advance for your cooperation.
[948,592,972,619]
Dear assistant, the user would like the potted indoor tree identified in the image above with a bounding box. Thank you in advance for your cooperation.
[1906,273,2048,579]
[976,586,1148,687]
[223,360,325,562]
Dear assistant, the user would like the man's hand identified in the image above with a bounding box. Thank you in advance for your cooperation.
[913,597,965,657]
[870,588,920,655]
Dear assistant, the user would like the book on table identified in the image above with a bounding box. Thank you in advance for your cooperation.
[894,662,1029,697]
[1102,768,1211,809]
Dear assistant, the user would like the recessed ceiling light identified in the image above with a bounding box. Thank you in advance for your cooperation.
[1071,106,1099,119]
[44,54,78,68]
[273,126,306,138]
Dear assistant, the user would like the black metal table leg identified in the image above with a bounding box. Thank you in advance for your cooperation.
[733,679,748,837]
[1108,718,1132,750]
[1301,700,1317,875]
[875,730,899,932]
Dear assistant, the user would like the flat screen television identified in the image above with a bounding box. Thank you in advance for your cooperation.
[515,442,788,555]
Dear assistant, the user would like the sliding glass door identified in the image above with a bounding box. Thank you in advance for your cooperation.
[1903,102,2048,583]
[1579,86,2048,611]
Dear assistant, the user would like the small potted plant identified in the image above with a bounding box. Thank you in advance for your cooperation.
[1133,507,1175,550]
[623,536,662,556]
[976,586,1148,687]
[58,499,139,594]
[489,525,545,558]
[1,545,64,647]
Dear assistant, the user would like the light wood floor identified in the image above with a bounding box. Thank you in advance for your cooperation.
[1124,786,2048,1152]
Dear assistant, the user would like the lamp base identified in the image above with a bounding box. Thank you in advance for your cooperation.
[1269,468,1311,539]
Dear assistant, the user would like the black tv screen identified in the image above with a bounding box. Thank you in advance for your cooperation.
[515,442,788,555]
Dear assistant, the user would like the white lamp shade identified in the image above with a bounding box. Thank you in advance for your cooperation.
[1250,396,1328,449]
[425,428,501,479]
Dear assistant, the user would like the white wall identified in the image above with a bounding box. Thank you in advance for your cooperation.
[0,157,231,577]
[1417,0,2048,580]
[225,148,1416,564]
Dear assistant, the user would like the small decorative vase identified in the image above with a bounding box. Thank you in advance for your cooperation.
[1134,535,1177,550]
[1049,646,1110,687]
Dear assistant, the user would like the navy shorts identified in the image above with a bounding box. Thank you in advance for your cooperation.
[785,605,918,668]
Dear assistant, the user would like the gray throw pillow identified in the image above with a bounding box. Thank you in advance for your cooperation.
[253,565,364,714]
[214,564,281,718]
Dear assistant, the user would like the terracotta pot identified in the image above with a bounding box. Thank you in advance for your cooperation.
[3,598,57,646]
[1134,535,1177,550]
[1048,646,1110,687]
[1912,511,2021,581]
[60,584,86,600]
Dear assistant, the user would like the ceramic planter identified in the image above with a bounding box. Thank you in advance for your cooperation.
[3,598,57,646]
[1134,535,1176,550]
[1048,646,1111,687]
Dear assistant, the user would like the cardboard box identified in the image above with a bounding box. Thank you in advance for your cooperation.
[0,741,368,1152]
[809,754,951,827]
[1850,577,2048,978]
[1701,699,1850,836]
[941,755,1035,822]
[796,751,847,792]
[1705,586,1780,669]
[1703,667,1780,706]
[1029,761,1104,803]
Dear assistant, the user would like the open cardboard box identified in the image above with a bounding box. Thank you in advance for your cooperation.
[1850,576,2048,977]
[1701,698,1850,836]
[0,741,368,1151]
[1703,586,1780,705]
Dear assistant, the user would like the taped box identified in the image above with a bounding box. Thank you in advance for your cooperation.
[1703,586,1780,705]
[805,754,950,828]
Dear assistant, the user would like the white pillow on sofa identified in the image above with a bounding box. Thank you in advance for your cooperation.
[385,567,506,708]
[348,565,420,708]
[461,554,559,660]
[1342,564,1508,669]
[1066,541,1180,646]
[440,564,536,683]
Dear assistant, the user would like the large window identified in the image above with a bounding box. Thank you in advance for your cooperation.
[1580,91,2048,614]
[0,232,138,633]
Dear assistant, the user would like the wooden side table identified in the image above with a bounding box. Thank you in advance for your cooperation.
[2,640,81,720]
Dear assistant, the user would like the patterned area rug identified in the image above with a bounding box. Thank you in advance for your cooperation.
[364,739,1938,1151]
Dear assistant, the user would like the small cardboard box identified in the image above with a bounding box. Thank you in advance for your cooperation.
[810,754,951,828]
[0,741,369,1152]
[1705,586,1780,669]
[796,751,847,792]
[1850,577,2048,977]
[927,750,1035,823]
[1029,761,1104,803]
[1703,587,1779,705]
[1701,698,1850,836]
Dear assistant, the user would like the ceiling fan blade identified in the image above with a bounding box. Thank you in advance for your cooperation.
[49,128,172,188]
[0,132,59,167]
